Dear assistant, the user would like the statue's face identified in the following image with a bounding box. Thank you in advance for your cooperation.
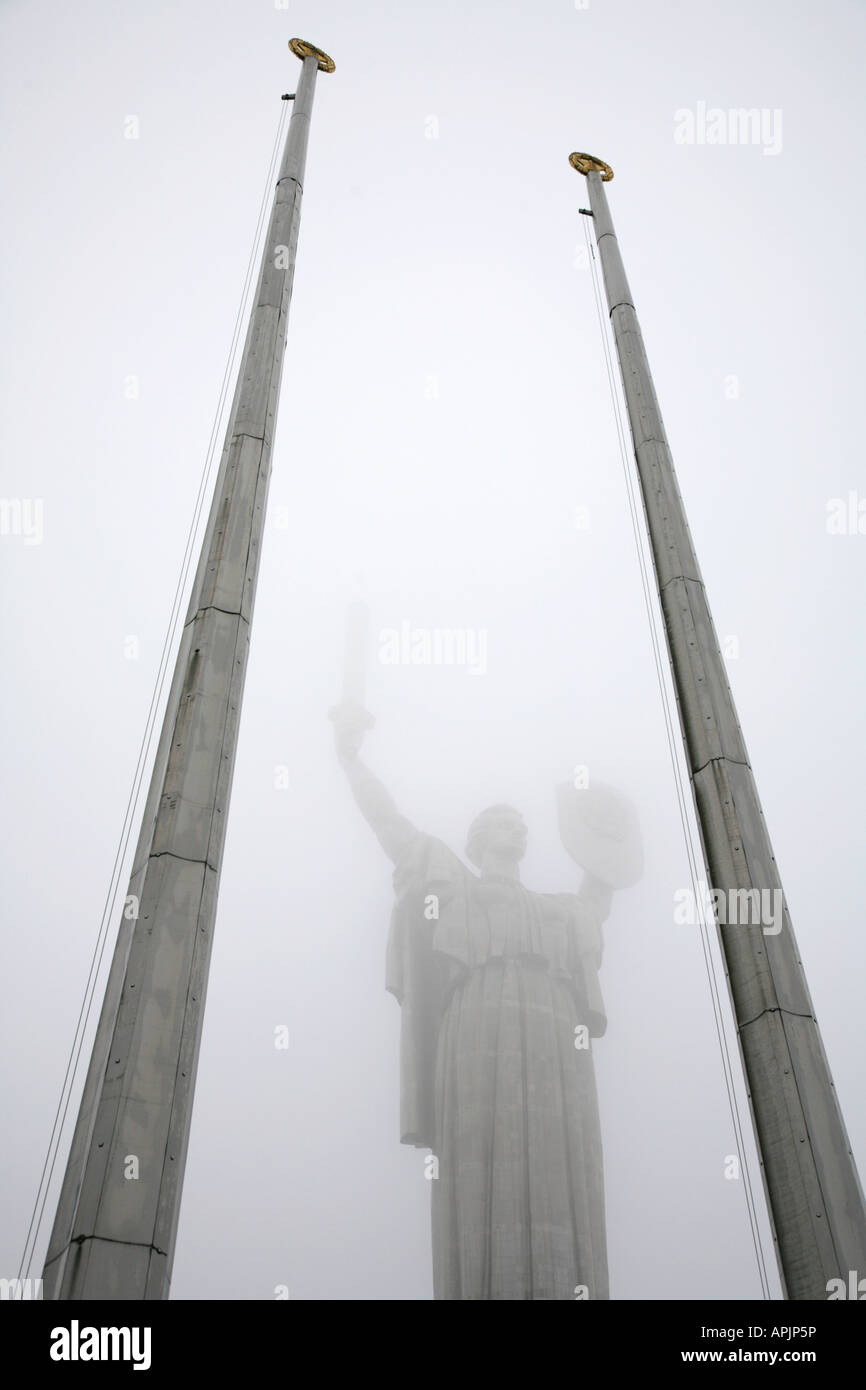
[472,806,528,862]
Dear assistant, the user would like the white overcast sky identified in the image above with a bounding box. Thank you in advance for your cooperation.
[2,0,865,1300]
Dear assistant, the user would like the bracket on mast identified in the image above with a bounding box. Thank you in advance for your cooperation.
[569,152,614,181]
[289,37,336,73]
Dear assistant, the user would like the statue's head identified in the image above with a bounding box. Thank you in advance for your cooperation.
[465,804,527,868]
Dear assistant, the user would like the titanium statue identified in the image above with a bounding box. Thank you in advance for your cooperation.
[331,698,641,1301]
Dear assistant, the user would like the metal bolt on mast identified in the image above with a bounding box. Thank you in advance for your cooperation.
[569,151,866,1299]
[42,39,335,1300]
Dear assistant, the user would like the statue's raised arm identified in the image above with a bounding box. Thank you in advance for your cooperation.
[330,700,422,865]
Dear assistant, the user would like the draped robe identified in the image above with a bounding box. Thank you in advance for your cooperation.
[386,833,609,1301]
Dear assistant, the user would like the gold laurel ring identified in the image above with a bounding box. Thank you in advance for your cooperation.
[568,152,614,181]
[289,38,336,73]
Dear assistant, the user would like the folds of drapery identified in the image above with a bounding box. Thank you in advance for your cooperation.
[385,832,607,1149]
[431,956,608,1299]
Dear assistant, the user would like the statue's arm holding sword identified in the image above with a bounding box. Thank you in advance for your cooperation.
[329,602,422,866]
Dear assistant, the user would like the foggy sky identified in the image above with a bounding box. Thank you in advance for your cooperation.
[2,0,864,1300]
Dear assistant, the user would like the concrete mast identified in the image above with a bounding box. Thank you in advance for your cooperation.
[570,152,866,1299]
[42,39,335,1300]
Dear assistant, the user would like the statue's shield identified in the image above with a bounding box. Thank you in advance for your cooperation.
[556,780,643,889]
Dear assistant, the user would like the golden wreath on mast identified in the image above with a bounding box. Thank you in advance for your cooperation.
[569,152,614,180]
[289,38,336,73]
